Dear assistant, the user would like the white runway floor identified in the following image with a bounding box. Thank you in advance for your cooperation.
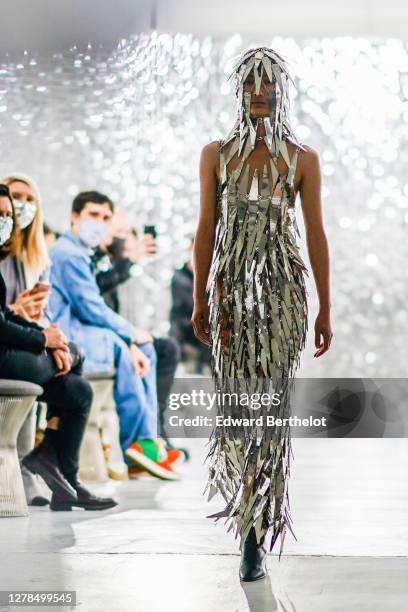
[0,438,407,611]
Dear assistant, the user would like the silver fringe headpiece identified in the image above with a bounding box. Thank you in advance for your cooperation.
[224,47,306,163]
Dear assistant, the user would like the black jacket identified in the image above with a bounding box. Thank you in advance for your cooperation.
[169,263,195,338]
[91,245,133,314]
[0,270,46,354]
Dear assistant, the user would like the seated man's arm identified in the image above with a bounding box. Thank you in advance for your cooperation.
[56,254,136,345]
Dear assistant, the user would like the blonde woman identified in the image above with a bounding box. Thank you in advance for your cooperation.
[0,173,50,321]
[0,174,52,506]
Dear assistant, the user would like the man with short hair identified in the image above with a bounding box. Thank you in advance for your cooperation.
[49,191,180,480]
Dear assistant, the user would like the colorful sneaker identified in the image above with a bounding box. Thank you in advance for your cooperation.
[125,439,181,481]
[128,449,184,479]
[162,435,190,461]
[165,449,184,466]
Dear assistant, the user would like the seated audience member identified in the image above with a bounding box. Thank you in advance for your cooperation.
[43,222,60,249]
[91,208,182,452]
[0,174,51,505]
[0,184,117,511]
[48,191,180,480]
[1,174,104,507]
[92,208,156,312]
[170,237,211,374]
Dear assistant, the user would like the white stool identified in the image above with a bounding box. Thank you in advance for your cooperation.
[79,372,115,482]
[100,393,128,481]
[0,380,43,517]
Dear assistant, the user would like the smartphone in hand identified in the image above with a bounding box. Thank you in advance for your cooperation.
[144,225,157,239]
[30,281,51,294]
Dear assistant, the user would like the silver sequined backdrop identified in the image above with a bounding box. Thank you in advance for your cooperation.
[0,33,407,377]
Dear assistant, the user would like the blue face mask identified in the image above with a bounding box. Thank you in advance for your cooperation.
[77,218,108,248]
[0,216,13,246]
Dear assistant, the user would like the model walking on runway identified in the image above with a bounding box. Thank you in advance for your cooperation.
[192,47,332,580]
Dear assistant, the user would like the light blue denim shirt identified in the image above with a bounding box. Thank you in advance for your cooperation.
[49,231,136,371]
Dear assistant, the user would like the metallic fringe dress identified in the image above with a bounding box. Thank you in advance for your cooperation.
[205,136,309,558]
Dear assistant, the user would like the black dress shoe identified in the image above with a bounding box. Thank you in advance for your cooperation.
[239,528,268,582]
[22,450,77,502]
[29,496,50,507]
[50,481,118,511]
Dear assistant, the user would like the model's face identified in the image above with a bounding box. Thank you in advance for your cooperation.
[243,73,276,118]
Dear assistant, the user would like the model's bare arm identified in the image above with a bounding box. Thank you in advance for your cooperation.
[191,142,219,346]
[299,146,333,357]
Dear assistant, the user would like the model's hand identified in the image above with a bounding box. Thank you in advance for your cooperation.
[314,309,333,357]
[130,343,150,377]
[192,299,211,347]
[43,324,69,350]
[133,328,153,344]
[52,347,73,377]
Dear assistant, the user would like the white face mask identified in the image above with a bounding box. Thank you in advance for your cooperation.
[77,218,108,248]
[14,200,37,229]
[0,216,13,246]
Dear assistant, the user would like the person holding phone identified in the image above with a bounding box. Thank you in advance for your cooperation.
[91,209,157,313]
[0,174,54,505]
[0,175,117,509]
[0,174,51,324]
[91,214,184,459]
[48,191,182,480]
[0,184,117,512]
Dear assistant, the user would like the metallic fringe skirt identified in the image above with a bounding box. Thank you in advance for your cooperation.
[205,242,308,558]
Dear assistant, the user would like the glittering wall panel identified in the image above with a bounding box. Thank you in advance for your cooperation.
[0,34,407,376]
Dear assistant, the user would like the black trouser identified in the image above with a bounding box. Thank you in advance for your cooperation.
[153,337,181,435]
[0,343,92,483]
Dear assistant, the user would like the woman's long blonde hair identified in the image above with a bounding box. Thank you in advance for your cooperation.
[1,173,50,276]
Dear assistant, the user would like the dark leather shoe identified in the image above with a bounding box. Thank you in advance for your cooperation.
[29,496,50,507]
[239,528,267,582]
[50,481,118,511]
[22,451,77,503]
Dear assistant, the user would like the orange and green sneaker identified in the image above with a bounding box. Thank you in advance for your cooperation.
[128,449,184,479]
[125,439,181,481]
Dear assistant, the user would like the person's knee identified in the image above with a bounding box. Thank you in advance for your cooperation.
[70,376,93,416]
[68,341,85,373]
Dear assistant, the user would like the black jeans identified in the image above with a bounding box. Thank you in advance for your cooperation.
[0,343,92,483]
[153,337,181,435]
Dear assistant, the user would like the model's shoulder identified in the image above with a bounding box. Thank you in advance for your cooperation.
[200,140,221,176]
[201,140,222,157]
[297,143,320,160]
[296,143,320,175]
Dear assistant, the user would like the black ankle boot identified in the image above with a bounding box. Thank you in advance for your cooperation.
[50,479,118,512]
[22,430,77,503]
[239,528,267,582]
